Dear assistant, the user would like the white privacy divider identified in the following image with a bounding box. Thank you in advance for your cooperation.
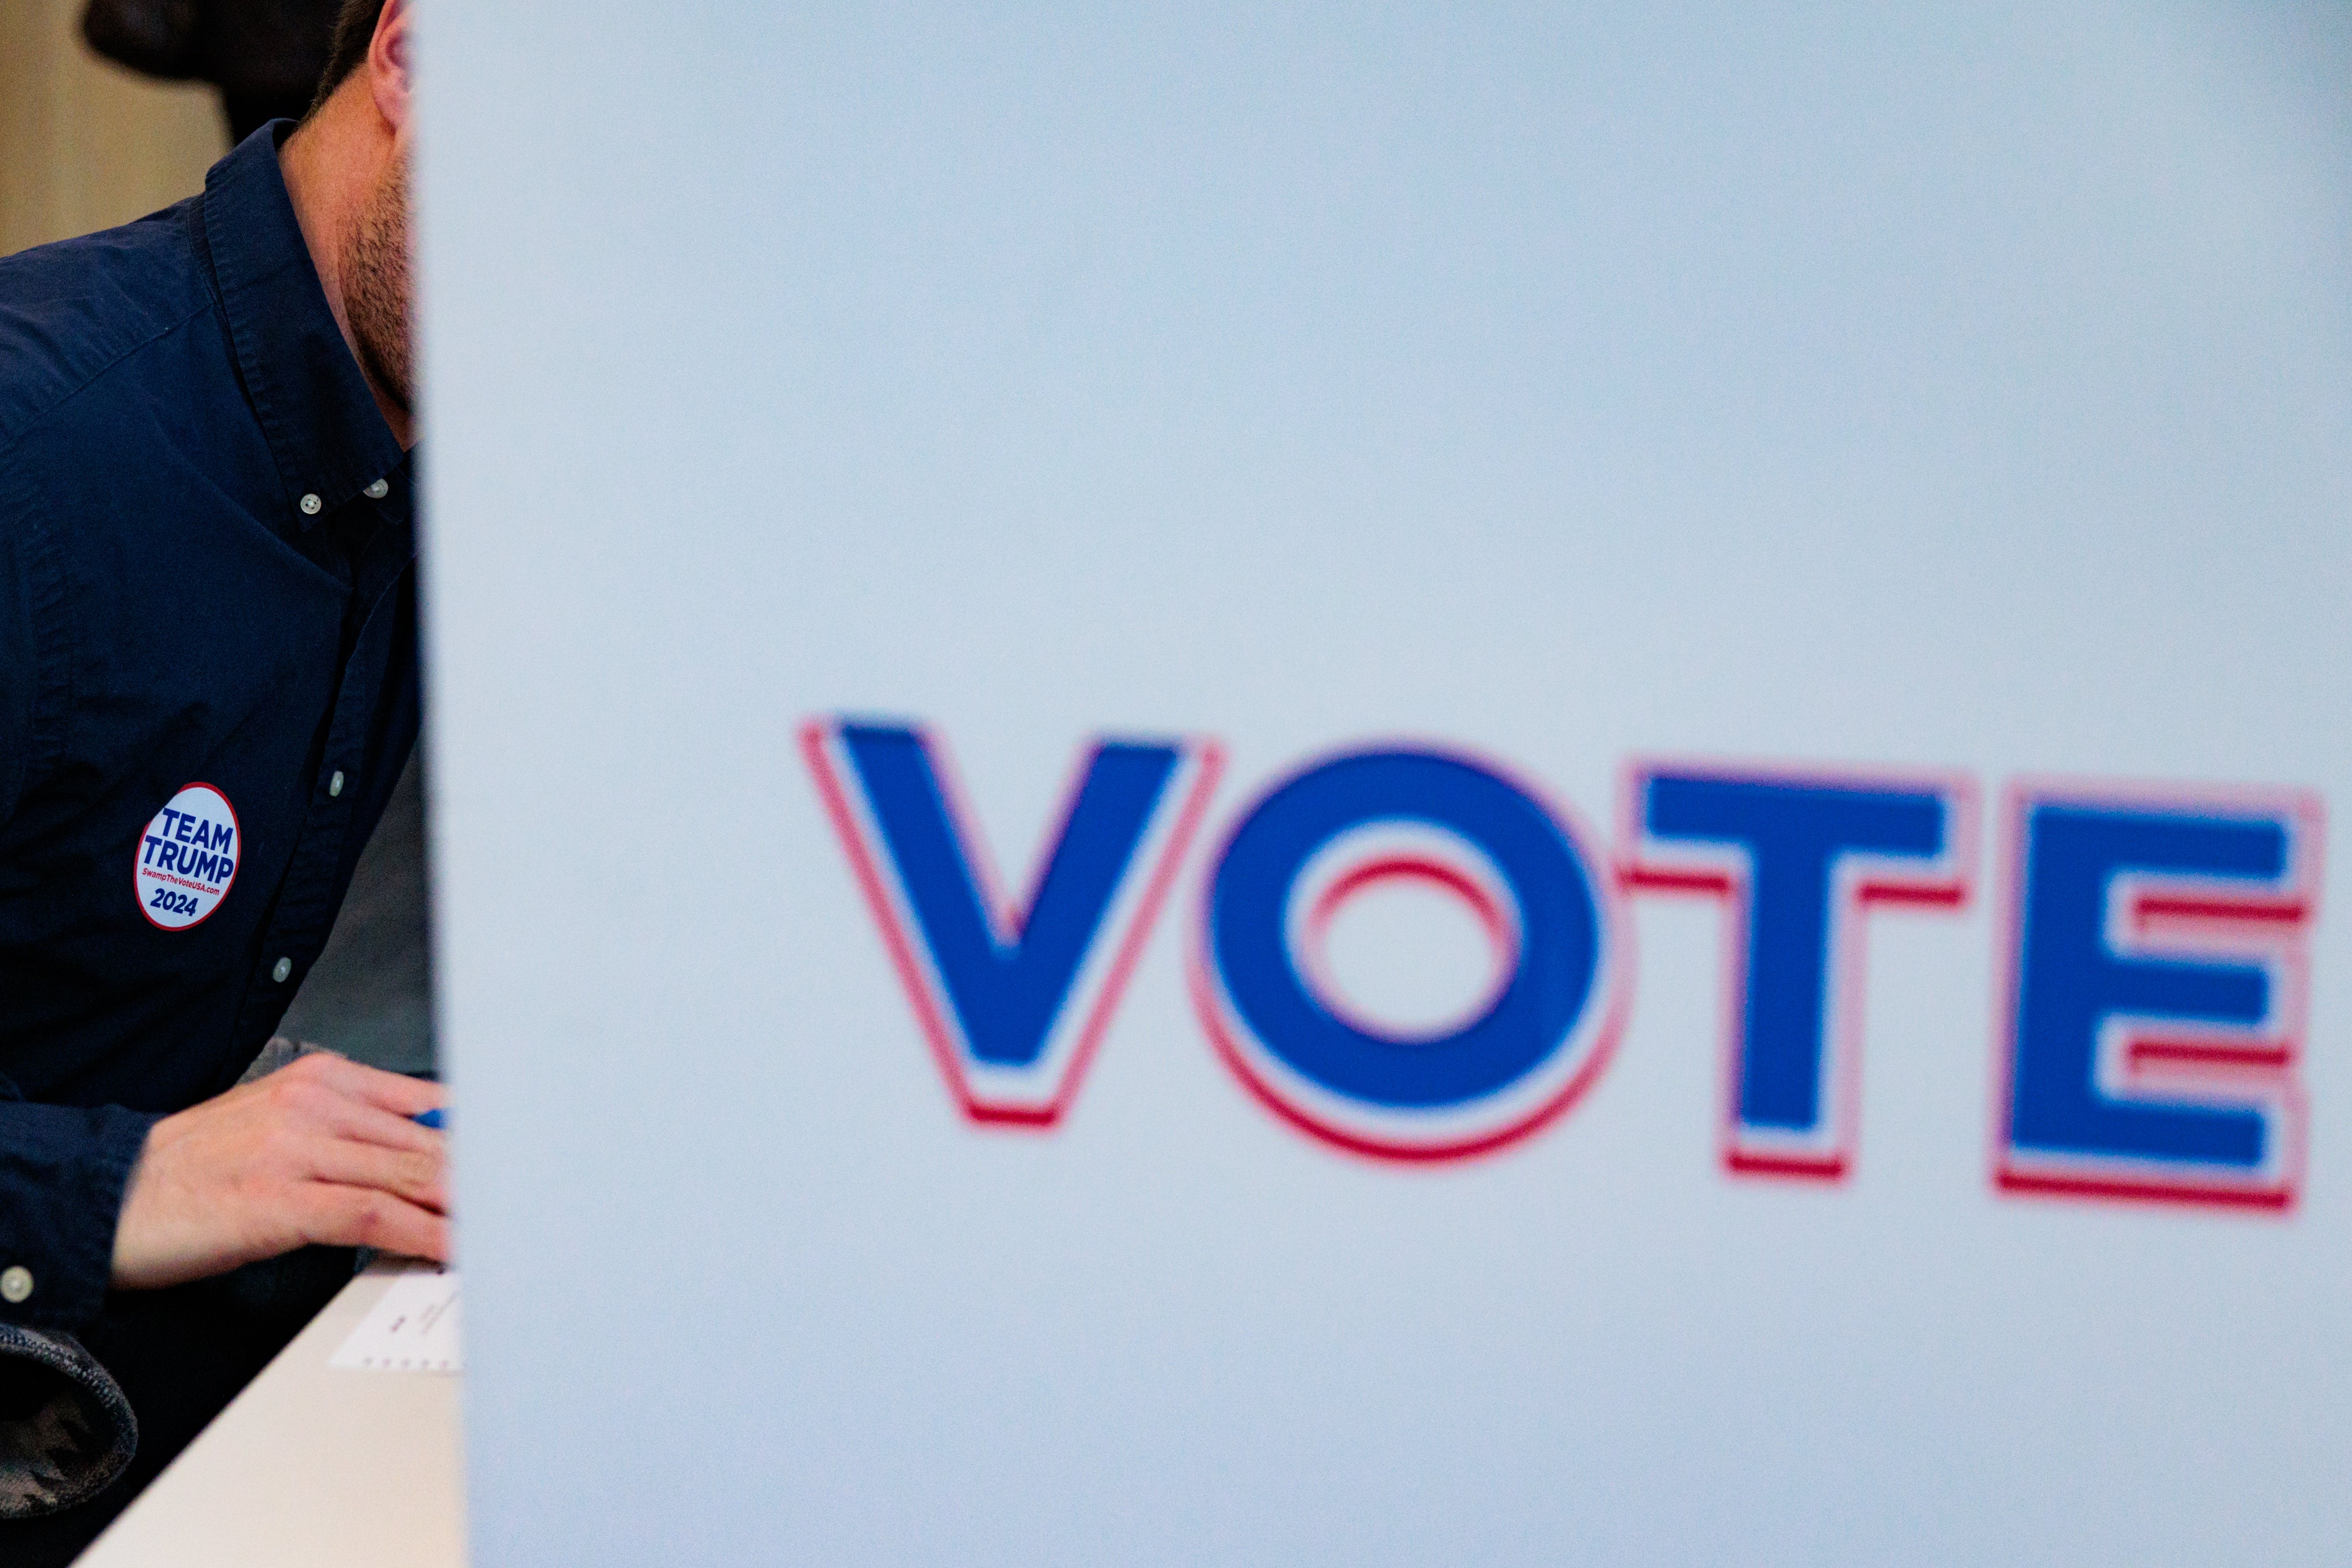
[418,6,2352,1564]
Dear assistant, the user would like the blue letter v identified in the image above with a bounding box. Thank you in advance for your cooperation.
[807,719,1218,1124]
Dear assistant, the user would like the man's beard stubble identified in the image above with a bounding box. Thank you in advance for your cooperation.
[344,154,415,421]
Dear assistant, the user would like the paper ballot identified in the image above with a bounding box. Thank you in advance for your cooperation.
[331,1265,463,1374]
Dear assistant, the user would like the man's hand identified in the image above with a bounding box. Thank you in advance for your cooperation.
[110,1052,449,1290]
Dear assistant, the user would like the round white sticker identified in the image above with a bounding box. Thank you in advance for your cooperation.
[134,783,240,931]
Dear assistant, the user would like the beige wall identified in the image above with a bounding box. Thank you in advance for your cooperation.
[0,0,228,257]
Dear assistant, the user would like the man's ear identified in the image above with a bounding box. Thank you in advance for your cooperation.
[369,0,413,135]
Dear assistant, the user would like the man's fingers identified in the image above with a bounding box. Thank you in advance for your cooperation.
[299,1184,452,1261]
[305,1136,448,1214]
[320,1095,446,1156]
[296,1052,445,1118]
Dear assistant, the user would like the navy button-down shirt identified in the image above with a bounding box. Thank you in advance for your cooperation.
[0,124,419,1331]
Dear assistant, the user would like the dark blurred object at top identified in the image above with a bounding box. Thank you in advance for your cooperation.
[82,0,340,143]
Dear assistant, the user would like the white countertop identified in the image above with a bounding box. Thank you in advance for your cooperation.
[78,1259,465,1567]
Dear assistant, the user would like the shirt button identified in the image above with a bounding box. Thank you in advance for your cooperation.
[271,957,293,983]
[328,770,345,798]
[364,478,390,500]
[299,492,323,516]
[1,1266,31,1304]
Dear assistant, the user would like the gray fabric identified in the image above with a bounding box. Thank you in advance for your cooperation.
[0,1324,135,1519]
[276,749,436,1076]
[235,1034,319,1085]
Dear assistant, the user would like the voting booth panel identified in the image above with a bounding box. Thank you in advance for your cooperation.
[420,5,2352,1565]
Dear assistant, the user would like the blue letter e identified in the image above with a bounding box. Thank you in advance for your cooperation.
[1999,788,2316,1209]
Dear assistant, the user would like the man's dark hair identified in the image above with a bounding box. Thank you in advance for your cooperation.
[308,0,387,114]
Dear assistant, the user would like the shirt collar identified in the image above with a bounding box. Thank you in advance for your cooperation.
[199,122,406,532]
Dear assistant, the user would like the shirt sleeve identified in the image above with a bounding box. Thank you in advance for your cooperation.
[0,1086,157,1331]
[0,462,142,1332]
[0,449,39,825]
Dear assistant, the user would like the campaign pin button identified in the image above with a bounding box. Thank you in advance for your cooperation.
[134,783,241,931]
